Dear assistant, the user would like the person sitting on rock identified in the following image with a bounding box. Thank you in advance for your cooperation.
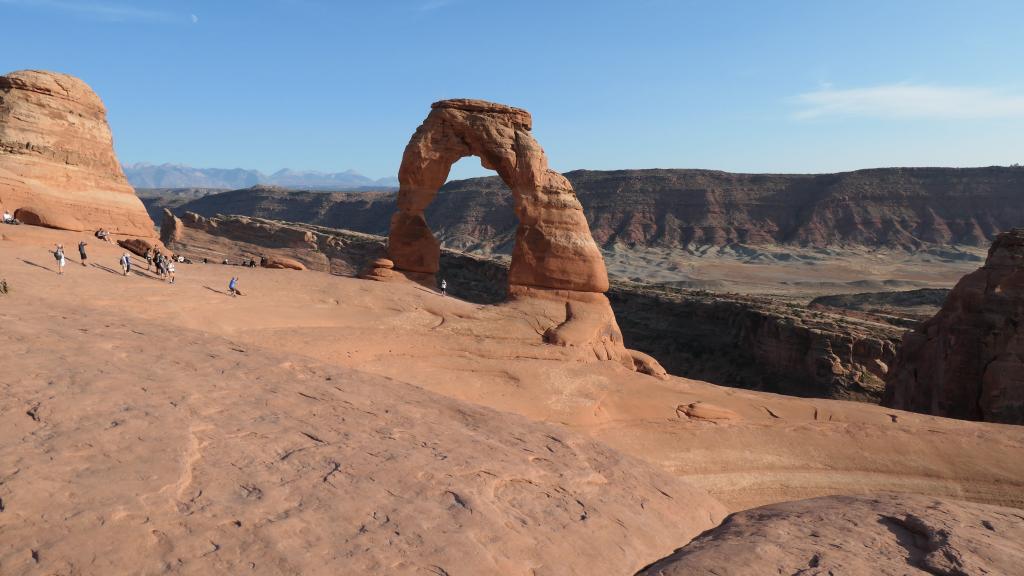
[96,229,110,242]
[2,210,12,224]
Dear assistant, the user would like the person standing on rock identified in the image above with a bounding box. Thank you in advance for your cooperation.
[228,276,239,297]
[440,278,447,296]
[120,252,131,276]
[54,244,66,275]
[78,241,88,267]
[167,260,176,284]
[145,248,153,271]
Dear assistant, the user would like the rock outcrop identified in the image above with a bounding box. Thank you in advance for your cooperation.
[884,229,1024,424]
[636,494,1024,575]
[0,70,154,237]
[387,99,644,370]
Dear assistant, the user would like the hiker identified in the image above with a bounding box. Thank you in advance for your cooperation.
[95,229,110,242]
[0,278,8,294]
[440,278,447,296]
[120,252,131,276]
[167,260,176,284]
[145,248,153,271]
[2,210,12,224]
[54,244,66,275]
[228,276,239,297]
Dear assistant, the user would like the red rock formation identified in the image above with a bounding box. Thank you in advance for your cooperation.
[261,255,306,270]
[390,99,608,292]
[0,70,154,237]
[388,100,648,371]
[884,229,1024,423]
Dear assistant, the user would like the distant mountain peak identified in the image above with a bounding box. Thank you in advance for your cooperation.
[123,163,398,190]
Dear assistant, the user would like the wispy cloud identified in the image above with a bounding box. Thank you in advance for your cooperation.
[792,83,1024,120]
[0,0,173,22]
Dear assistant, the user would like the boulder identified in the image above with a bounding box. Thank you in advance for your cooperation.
[0,70,155,238]
[637,494,1024,575]
[884,229,1024,424]
[117,237,163,258]
[261,255,306,270]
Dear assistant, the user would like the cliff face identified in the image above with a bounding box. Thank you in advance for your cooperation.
[169,166,1024,252]
[609,285,901,401]
[884,229,1024,424]
[0,70,154,237]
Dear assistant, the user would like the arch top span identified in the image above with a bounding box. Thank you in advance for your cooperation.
[388,98,609,294]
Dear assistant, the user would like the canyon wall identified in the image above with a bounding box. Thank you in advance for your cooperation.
[169,166,1024,253]
[884,229,1024,424]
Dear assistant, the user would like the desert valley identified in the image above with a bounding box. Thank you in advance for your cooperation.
[2,29,1024,576]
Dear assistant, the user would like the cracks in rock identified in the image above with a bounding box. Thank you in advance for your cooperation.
[25,403,40,422]
[879,513,967,576]
[322,461,342,485]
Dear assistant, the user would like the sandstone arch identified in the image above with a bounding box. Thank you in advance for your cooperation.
[384,99,663,376]
[388,99,608,293]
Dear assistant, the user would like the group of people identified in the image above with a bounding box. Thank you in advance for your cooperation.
[144,248,176,283]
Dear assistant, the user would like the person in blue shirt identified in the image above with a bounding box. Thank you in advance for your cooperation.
[228,276,239,297]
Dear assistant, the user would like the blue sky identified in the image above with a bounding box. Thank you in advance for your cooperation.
[2,0,1023,180]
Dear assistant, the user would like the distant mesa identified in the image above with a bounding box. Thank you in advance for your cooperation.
[0,70,155,238]
[161,166,1024,256]
[884,228,1024,424]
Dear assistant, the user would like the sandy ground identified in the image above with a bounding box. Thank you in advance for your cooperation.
[2,225,1023,572]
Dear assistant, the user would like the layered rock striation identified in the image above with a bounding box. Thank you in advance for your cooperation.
[0,70,154,237]
[170,166,1024,254]
[884,229,1024,424]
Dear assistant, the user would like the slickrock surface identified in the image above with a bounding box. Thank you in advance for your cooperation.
[885,229,1024,424]
[636,494,1024,576]
[0,70,154,237]
[0,228,726,575]
[5,225,1022,516]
